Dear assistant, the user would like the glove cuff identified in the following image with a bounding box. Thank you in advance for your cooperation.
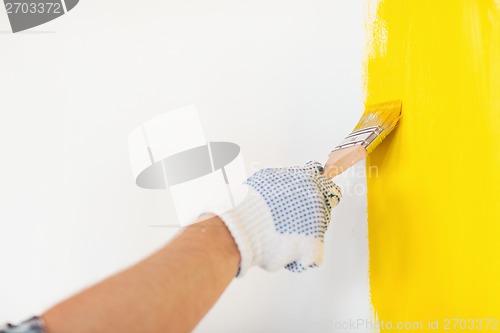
[219,185,275,277]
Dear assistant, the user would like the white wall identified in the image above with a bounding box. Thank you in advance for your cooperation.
[0,1,370,332]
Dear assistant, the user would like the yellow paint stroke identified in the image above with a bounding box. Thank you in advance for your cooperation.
[365,0,500,331]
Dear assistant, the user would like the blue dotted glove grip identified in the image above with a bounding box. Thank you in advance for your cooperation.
[219,161,342,276]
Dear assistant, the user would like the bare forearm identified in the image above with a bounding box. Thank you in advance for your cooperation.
[42,216,240,333]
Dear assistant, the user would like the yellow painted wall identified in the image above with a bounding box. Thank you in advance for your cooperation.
[365,1,500,331]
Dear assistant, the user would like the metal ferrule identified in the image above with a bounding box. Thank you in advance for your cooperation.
[331,126,382,152]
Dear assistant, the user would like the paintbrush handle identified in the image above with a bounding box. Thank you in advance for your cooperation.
[323,145,367,179]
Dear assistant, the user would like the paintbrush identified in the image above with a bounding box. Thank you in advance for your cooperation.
[323,100,402,179]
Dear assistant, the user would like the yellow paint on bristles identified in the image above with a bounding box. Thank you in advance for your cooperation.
[354,100,402,153]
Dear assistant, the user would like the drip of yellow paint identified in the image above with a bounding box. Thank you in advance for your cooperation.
[365,0,500,331]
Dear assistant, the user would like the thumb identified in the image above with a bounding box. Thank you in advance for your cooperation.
[318,176,342,209]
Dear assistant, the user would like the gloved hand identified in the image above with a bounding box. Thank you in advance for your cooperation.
[219,161,341,277]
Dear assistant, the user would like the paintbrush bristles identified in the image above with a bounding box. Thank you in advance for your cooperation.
[354,100,402,131]
[355,100,402,153]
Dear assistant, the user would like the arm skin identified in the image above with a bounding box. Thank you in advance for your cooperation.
[42,216,240,333]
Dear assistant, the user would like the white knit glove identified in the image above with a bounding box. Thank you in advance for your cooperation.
[219,161,341,277]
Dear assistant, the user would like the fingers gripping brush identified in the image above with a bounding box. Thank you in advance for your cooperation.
[323,100,402,179]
